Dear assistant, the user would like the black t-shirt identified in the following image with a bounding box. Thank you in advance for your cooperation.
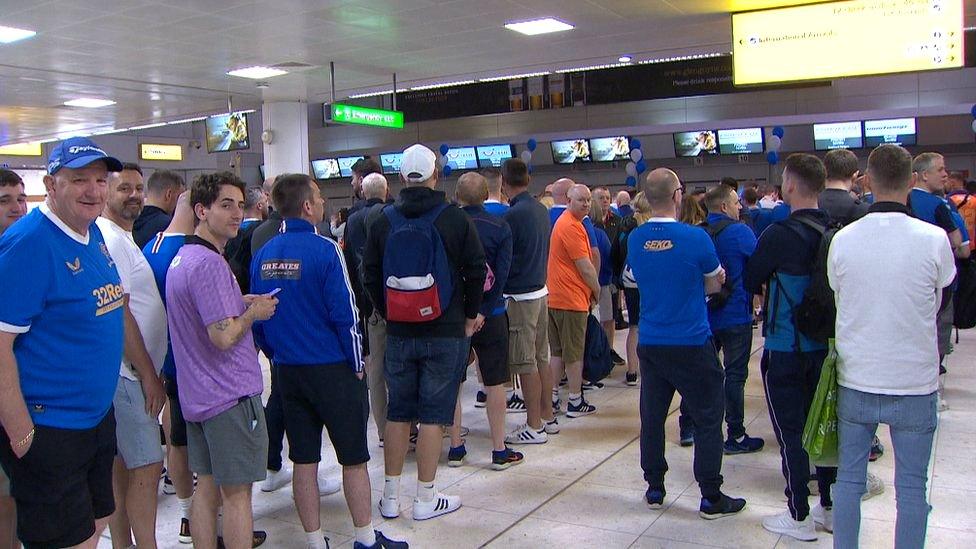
[818,188,869,226]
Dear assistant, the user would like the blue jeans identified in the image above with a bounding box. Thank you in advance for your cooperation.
[833,387,937,549]
[713,323,754,440]
[384,336,469,425]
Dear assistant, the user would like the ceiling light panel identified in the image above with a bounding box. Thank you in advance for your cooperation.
[0,25,36,44]
[227,66,288,79]
[479,71,550,82]
[64,98,116,108]
[410,80,476,91]
[504,18,574,36]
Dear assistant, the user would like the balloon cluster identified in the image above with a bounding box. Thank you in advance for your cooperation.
[766,126,785,165]
[623,138,645,187]
[971,104,976,134]
[522,138,537,173]
[437,144,453,176]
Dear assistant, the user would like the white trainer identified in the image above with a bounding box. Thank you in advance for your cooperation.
[761,510,817,541]
[412,492,461,520]
[544,418,560,435]
[318,476,341,496]
[378,496,400,519]
[863,472,885,501]
[505,423,548,445]
[811,503,833,533]
[260,468,292,492]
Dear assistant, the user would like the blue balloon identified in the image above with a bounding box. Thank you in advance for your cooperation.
[971,104,976,118]
[439,144,449,156]
[766,151,779,165]
[625,176,637,187]
[527,165,533,175]
[630,138,642,150]
[527,138,537,152]
[443,165,453,176]
[772,126,785,138]
[635,159,647,174]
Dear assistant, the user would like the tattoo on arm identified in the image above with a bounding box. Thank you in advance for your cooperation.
[214,319,231,331]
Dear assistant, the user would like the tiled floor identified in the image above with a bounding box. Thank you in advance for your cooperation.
[100,328,976,548]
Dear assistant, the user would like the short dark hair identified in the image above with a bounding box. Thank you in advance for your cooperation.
[501,158,529,188]
[351,158,382,178]
[823,149,859,181]
[120,162,143,176]
[867,144,913,194]
[783,153,826,195]
[720,176,738,191]
[704,185,734,213]
[742,187,759,205]
[966,180,976,194]
[480,166,501,180]
[190,171,245,213]
[244,185,265,210]
[273,173,316,218]
[0,168,23,188]
[147,170,185,194]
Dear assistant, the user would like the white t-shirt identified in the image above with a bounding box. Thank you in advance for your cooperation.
[96,217,168,380]
[827,211,956,395]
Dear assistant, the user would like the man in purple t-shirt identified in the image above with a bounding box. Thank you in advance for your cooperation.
[166,172,277,549]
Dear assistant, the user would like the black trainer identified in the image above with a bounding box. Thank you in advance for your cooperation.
[611,350,626,366]
[645,487,665,509]
[699,493,746,520]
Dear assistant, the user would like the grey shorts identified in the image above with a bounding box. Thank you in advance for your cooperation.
[595,285,613,323]
[113,377,164,469]
[937,299,953,356]
[187,395,268,486]
[0,465,8,497]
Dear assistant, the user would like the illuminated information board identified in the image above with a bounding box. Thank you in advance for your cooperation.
[733,0,964,85]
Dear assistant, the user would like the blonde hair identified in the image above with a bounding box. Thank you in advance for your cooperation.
[632,192,652,224]
[540,196,555,209]
[679,195,706,225]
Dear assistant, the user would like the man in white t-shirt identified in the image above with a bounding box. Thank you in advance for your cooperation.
[827,144,955,549]
[96,163,168,549]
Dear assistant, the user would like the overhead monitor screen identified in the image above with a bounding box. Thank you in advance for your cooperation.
[337,156,364,177]
[732,0,964,85]
[551,139,591,164]
[444,147,478,170]
[717,128,764,155]
[863,118,917,147]
[813,121,864,150]
[380,153,403,175]
[475,144,515,168]
[673,131,718,157]
[205,112,249,153]
[311,158,340,180]
[589,136,631,162]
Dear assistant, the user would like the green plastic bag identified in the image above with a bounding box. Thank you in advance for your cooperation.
[802,339,838,467]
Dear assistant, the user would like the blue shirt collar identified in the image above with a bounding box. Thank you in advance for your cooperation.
[280,218,317,234]
[706,212,733,224]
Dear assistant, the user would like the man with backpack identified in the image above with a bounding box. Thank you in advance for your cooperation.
[702,186,764,455]
[744,154,836,541]
[363,144,486,521]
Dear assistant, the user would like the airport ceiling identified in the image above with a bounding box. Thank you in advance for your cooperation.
[1,0,974,144]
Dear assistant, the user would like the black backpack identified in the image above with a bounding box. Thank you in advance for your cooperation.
[784,216,842,345]
[702,219,737,311]
[952,258,976,329]
[583,313,613,383]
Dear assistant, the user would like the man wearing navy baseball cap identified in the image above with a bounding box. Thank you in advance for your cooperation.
[0,136,129,547]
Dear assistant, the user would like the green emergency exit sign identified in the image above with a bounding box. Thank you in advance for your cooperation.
[330,103,404,129]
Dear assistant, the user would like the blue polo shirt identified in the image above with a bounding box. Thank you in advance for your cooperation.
[484,200,510,217]
[627,218,721,346]
[142,232,187,379]
[705,213,758,330]
[0,205,124,429]
[910,188,957,235]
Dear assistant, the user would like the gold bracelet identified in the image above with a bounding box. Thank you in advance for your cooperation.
[15,427,34,448]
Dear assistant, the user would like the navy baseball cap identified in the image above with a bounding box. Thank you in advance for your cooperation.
[47,136,123,175]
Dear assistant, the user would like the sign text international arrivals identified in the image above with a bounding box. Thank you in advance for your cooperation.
[330,103,404,129]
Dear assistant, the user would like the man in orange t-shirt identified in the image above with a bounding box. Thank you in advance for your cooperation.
[547,183,601,418]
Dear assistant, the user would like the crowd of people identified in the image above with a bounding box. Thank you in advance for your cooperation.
[0,135,968,549]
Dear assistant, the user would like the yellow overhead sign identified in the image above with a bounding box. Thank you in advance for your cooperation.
[0,142,42,156]
[732,0,964,85]
[140,143,183,161]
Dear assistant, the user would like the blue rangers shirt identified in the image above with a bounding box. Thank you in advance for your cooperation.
[142,232,187,379]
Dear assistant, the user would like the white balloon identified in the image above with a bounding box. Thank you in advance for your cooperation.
[437,155,446,167]
[630,149,643,162]
[520,150,533,163]
[768,135,782,152]
[972,119,976,133]
[625,162,637,177]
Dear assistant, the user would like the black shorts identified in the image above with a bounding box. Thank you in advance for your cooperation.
[0,411,116,548]
[276,363,370,466]
[164,373,188,447]
[471,313,510,387]
[624,287,640,325]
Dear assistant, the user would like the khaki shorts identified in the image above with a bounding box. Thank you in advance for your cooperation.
[548,308,588,364]
[507,295,549,375]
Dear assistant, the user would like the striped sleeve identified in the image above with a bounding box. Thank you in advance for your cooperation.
[318,235,364,373]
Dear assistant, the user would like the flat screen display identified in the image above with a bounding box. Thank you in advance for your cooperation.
[813,122,863,150]
[475,144,515,168]
[732,0,964,85]
[551,139,591,164]
[717,128,764,155]
[311,158,340,180]
[589,136,630,161]
[380,153,403,175]
[205,112,249,153]
[337,156,364,177]
[863,118,916,147]
[444,147,478,170]
[673,131,718,157]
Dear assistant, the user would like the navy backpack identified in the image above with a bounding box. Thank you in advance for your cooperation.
[382,203,455,323]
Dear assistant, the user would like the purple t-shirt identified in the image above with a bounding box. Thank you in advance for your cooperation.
[165,237,263,422]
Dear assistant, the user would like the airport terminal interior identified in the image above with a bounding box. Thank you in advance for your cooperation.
[1,0,976,548]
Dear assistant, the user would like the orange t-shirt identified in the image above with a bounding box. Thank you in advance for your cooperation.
[547,210,592,312]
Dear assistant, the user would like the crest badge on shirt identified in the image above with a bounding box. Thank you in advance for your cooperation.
[99,242,115,268]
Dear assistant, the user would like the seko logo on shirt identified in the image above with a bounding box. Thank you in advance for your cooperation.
[261,259,302,280]
[644,239,674,252]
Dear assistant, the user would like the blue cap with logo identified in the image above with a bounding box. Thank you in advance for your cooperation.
[47,136,123,175]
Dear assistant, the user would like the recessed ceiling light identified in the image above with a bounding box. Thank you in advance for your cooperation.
[0,25,36,44]
[504,18,574,36]
[64,98,116,108]
[618,55,633,63]
[226,66,288,79]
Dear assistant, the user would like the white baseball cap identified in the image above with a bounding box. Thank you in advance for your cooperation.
[400,144,437,183]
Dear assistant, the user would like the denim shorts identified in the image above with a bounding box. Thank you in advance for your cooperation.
[113,377,165,469]
[384,335,469,425]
